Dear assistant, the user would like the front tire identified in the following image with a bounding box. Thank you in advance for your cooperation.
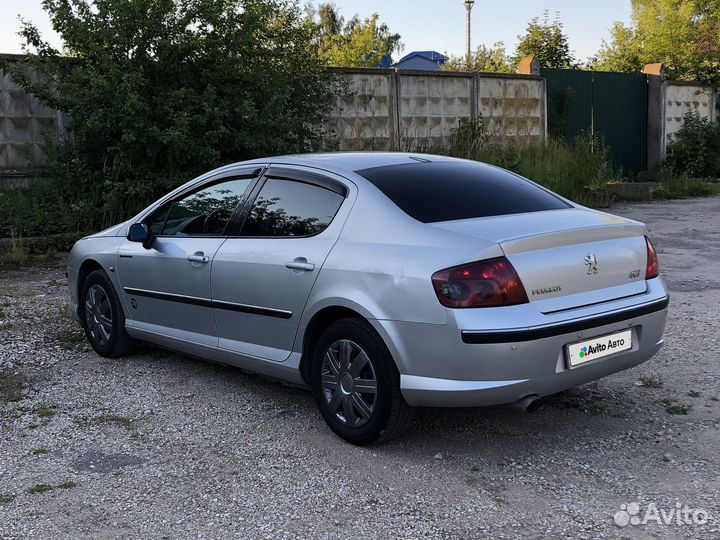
[311,318,413,445]
[80,269,136,358]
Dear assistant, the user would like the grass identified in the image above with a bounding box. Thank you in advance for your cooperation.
[74,413,138,437]
[27,484,53,495]
[32,447,49,456]
[35,405,57,418]
[56,327,86,350]
[661,398,693,415]
[0,234,29,268]
[546,388,607,414]
[0,494,15,504]
[639,374,664,388]
[96,414,134,430]
[27,481,77,495]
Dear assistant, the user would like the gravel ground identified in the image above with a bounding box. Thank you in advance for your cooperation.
[1,197,719,540]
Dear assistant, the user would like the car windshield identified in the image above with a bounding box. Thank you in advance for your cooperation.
[356,161,570,223]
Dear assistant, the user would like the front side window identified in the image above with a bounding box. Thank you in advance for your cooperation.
[150,177,254,237]
[240,178,344,237]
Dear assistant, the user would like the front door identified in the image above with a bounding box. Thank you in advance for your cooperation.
[211,166,351,361]
[117,173,257,346]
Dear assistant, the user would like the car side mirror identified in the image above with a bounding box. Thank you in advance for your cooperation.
[128,223,154,249]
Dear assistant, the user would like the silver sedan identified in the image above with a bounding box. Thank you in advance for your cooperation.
[67,153,669,445]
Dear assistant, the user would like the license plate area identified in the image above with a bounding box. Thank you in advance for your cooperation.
[566,329,633,367]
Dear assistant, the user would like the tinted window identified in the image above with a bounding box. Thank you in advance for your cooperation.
[145,203,171,235]
[356,161,570,223]
[241,178,344,237]
[159,178,253,236]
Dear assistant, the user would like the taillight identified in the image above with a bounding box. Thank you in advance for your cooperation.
[645,236,659,279]
[431,257,529,308]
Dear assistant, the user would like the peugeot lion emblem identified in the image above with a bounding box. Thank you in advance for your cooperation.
[585,253,599,275]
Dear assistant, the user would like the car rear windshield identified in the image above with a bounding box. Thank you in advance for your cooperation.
[356,161,571,223]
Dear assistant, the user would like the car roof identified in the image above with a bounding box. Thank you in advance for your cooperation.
[239,152,458,174]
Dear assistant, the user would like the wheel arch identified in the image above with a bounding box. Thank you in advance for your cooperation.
[76,259,104,315]
[298,305,400,387]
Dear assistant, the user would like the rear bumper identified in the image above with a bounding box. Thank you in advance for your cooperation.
[374,281,669,408]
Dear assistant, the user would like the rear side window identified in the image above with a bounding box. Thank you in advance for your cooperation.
[240,178,344,237]
[356,161,570,223]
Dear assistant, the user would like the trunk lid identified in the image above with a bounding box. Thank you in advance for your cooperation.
[430,208,649,307]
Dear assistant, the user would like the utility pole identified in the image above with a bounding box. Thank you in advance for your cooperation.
[464,0,475,64]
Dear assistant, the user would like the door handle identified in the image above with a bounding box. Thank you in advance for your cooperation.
[286,258,315,272]
[188,252,210,264]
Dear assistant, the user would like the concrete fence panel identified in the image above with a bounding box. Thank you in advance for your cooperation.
[665,82,716,142]
[324,69,396,151]
[326,68,547,152]
[397,72,474,148]
[477,74,545,140]
[0,63,64,173]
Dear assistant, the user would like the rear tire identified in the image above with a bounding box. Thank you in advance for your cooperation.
[311,318,413,445]
[80,269,136,358]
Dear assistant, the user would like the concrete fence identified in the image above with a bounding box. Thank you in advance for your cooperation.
[1,54,718,180]
[326,68,546,151]
[0,54,64,176]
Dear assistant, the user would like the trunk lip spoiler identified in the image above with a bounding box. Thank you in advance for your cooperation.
[461,295,669,344]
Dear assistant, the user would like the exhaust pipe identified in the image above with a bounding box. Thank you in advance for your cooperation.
[513,394,542,413]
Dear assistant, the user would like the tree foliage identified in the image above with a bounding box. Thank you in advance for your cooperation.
[515,11,575,69]
[311,3,402,67]
[594,0,720,84]
[7,0,338,231]
[443,42,514,73]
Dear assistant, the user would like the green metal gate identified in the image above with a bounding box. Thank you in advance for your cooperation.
[542,69,648,175]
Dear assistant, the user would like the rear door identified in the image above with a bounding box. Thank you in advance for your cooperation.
[211,166,351,361]
[117,169,260,345]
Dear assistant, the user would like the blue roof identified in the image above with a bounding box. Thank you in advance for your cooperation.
[397,51,447,63]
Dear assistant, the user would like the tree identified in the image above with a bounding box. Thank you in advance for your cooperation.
[8,0,338,231]
[594,0,720,85]
[515,11,575,69]
[443,42,513,73]
[311,3,402,67]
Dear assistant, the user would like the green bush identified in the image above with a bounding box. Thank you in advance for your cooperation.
[5,0,340,234]
[667,109,720,178]
[443,118,618,207]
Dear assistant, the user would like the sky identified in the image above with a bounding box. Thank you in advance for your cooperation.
[0,0,633,62]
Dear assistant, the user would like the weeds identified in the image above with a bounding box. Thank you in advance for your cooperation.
[639,374,664,388]
[0,494,15,504]
[661,398,692,415]
[27,481,77,494]
[27,484,53,494]
[437,117,619,207]
[0,233,29,268]
[35,405,57,419]
[96,414,134,430]
[546,388,607,414]
[56,327,86,350]
[667,109,720,178]
[32,447,49,456]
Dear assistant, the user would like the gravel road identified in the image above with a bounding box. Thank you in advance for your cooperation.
[1,197,719,540]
